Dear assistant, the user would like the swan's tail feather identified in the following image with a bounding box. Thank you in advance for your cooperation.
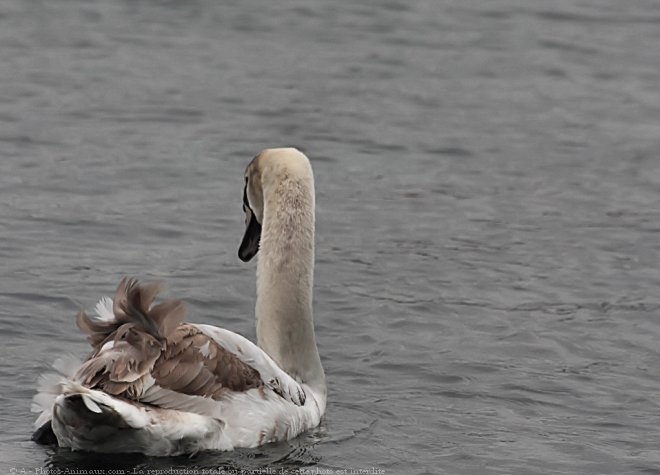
[56,381,150,428]
[47,380,160,453]
[31,356,149,447]
[31,355,82,444]
[55,394,130,433]
[48,381,227,454]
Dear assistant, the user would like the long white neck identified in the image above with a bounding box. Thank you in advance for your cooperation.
[255,170,325,391]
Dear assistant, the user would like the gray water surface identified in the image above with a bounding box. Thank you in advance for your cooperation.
[2,1,660,474]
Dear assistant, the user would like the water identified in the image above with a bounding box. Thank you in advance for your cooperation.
[2,0,660,473]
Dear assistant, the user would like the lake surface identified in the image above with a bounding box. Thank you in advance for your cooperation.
[2,0,660,473]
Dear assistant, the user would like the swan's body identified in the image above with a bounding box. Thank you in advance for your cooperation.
[32,148,326,455]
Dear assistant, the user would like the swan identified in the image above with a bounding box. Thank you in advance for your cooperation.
[31,147,326,455]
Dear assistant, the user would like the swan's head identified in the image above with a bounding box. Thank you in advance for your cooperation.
[238,147,313,262]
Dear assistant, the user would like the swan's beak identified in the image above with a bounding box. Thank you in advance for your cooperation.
[239,206,261,262]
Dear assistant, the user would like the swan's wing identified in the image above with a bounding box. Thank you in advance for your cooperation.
[149,324,305,406]
[73,279,305,415]
[76,321,306,412]
[150,324,264,398]
[192,323,306,406]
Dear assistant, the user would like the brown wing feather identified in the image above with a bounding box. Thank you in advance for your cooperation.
[74,278,265,404]
[74,278,185,398]
[151,324,264,399]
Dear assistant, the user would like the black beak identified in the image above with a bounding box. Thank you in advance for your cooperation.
[239,205,261,262]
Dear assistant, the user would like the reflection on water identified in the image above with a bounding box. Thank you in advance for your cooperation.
[43,433,323,472]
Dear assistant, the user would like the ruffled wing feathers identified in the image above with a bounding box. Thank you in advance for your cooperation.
[72,277,277,405]
[73,278,185,398]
